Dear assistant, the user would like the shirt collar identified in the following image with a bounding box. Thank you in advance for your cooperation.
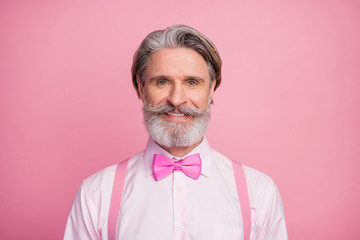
[144,137,213,178]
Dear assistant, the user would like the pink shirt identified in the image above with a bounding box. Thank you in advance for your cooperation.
[64,137,288,240]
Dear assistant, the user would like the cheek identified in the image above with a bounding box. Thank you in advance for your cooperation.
[189,91,211,109]
[145,88,167,105]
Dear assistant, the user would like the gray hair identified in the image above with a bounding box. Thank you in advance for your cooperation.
[131,25,222,97]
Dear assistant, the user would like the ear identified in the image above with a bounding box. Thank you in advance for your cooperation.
[209,80,216,104]
[136,75,145,101]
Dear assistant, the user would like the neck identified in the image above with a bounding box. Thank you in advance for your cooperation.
[156,138,203,157]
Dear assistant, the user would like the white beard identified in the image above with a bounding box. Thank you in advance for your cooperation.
[142,101,211,148]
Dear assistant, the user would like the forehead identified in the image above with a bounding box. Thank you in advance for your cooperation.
[145,48,210,80]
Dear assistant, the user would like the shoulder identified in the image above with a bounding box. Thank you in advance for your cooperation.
[212,149,278,198]
[242,165,276,190]
[81,152,144,197]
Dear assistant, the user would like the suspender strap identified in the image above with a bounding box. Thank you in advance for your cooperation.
[232,160,251,240]
[108,160,128,240]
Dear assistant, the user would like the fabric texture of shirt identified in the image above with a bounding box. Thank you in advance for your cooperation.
[64,137,288,240]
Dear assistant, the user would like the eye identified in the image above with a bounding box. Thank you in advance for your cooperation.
[156,80,168,85]
[187,80,198,86]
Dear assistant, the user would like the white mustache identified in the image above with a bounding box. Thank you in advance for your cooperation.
[143,103,206,117]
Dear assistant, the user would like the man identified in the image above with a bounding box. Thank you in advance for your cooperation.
[64,25,288,240]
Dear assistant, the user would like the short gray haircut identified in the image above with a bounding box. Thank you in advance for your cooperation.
[131,25,222,97]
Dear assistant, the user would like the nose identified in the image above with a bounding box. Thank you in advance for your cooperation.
[167,83,187,107]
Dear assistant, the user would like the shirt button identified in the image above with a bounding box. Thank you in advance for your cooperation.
[176,187,182,192]
[178,223,184,229]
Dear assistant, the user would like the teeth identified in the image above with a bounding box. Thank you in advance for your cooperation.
[167,112,186,117]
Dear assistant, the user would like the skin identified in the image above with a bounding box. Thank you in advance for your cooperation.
[137,47,216,157]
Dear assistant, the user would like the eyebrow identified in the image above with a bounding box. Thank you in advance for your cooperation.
[149,75,170,82]
[149,75,206,83]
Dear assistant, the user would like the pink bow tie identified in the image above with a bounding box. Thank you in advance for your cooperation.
[152,153,202,181]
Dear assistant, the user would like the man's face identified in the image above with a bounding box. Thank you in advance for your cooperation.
[137,47,216,148]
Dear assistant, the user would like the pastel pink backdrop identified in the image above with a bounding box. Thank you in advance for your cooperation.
[1,0,359,239]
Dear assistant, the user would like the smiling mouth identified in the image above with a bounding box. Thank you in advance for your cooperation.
[166,112,188,117]
[163,112,191,122]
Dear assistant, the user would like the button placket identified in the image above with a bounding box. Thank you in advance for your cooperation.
[173,169,187,240]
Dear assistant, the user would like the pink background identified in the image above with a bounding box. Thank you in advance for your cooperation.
[1,0,359,239]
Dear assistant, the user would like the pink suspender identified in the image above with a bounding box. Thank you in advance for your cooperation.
[232,160,251,240]
[108,159,251,240]
[108,159,128,240]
